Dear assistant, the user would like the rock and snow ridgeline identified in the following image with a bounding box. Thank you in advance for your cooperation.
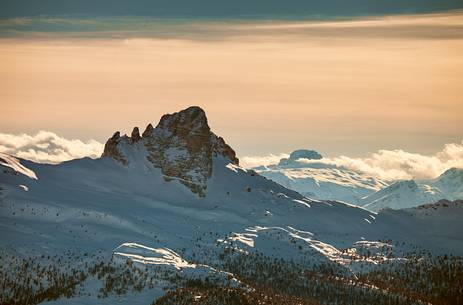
[1,106,463,304]
[101,106,238,196]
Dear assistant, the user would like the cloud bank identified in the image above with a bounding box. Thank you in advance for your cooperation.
[241,153,290,169]
[242,142,463,180]
[0,131,461,180]
[0,131,104,164]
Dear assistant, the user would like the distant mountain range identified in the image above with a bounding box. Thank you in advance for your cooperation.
[254,150,463,211]
[361,168,463,211]
[253,150,388,204]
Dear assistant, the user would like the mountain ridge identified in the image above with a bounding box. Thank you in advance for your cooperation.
[1,106,462,304]
[101,106,238,196]
[361,167,463,211]
[255,150,462,211]
[254,150,389,204]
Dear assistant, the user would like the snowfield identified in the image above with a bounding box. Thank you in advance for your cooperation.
[1,151,463,304]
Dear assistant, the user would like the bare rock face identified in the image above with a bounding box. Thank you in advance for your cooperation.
[101,132,128,165]
[131,127,141,143]
[101,106,238,196]
[142,124,154,137]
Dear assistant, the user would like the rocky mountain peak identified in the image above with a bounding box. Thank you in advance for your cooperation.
[101,131,127,165]
[101,106,238,196]
[154,106,212,156]
[278,149,323,167]
[142,123,154,137]
[158,106,209,136]
[289,149,323,161]
[131,127,141,142]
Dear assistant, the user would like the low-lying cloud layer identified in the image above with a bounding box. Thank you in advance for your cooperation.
[0,131,104,164]
[1,131,461,180]
[242,142,463,180]
[321,143,463,180]
[241,153,290,169]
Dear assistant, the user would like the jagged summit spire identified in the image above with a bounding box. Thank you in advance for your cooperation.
[142,123,154,137]
[155,106,212,154]
[158,106,208,132]
[131,127,141,142]
[101,106,238,196]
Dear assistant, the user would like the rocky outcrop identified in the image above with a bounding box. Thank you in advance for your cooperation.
[289,149,322,161]
[278,149,323,167]
[101,106,238,196]
[142,124,154,137]
[101,132,128,165]
[131,127,141,143]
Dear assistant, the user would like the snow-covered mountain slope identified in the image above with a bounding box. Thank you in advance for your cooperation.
[429,167,463,199]
[360,180,443,212]
[1,107,462,304]
[0,151,377,258]
[360,168,463,211]
[254,150,388,204]
[254,149,462,212]
[371,199,463,252]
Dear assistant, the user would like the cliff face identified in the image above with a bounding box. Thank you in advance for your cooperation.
[101,106,238,196]
[101,131,128,166]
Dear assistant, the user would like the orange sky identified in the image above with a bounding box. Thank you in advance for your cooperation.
[1,12,462,156]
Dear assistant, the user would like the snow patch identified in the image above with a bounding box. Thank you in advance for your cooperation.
[113,243,193,270]
[0,153,37,180]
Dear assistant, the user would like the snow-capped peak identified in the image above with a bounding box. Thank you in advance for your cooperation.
[439,167,463,178]
[361,179,443,212]
[382,180,419,191]
[101,106,238,196]
[254,149,387,203]
[431,167,463,199]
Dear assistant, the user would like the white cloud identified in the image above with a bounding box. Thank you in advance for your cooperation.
[1,131,461,181]
[0,131,104,164]
[241,153,289,169]
[243,142,463,180]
